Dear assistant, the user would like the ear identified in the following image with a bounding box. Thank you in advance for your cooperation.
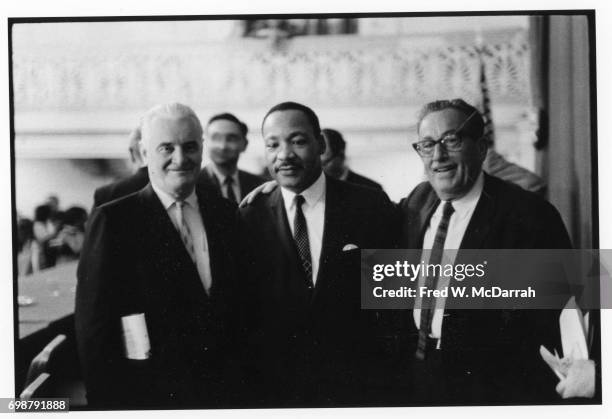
[139,141,148,165]
[317,132,326,155]
[241,138,249,152]
[477,136,489,160]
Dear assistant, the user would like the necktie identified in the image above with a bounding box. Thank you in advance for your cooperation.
[224,177,237,203]
[415,201,455,360]
[175,201,197,265]
[293,195,313,288]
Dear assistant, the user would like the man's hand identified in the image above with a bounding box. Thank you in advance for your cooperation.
[239,180,278,207]
[555,359,595,399]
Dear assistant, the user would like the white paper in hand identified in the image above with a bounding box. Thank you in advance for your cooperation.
[539,345,569,380]
[121,313,151,360]
[560,297,589,360]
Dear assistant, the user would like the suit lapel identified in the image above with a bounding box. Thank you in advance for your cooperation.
[459,174,496,249]
[237,170,248,199]
[195,187,231,297]
[138,185,208,299]
[417,191,440,248]
[314,177,346,298]
[268,188,304,278]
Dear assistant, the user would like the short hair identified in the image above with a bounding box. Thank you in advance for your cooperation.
[141,103,203,144]
[34,204,53,222]
[416,99,485,140]
[321,128,346,157]
[262,101,321,136]
[207,112,248,137]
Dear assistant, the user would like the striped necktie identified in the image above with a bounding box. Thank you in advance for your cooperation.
[415,201,455,360]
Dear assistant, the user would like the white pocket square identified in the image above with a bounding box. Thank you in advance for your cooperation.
[343,244,359,251]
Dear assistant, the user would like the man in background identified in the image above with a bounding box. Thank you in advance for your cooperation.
[198,112,264,202]
[92,126,149,207]
[320,128,383,190]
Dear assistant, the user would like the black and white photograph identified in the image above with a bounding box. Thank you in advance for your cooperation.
[3,2,612,418]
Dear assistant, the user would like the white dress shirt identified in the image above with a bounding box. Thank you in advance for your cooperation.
[151,183,213,294]
[280,171,326,285]
[413,171,485,343]
[209,165,241,201]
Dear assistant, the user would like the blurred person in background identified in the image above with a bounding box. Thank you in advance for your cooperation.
[198,113,264,203]
[50,206,88,264]
[16,217,35,276]
[320,128,383,191]
[32,203,63,270]
[93,126,149,208]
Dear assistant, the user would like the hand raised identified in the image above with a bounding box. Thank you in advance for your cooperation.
[239,180,279,207]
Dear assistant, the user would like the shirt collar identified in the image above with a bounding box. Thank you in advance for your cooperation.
[437,171,484,221]
[280,171,326,209]
[151,181,198,210]
[208,165,238,186]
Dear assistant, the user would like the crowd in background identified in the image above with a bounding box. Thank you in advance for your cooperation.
[16,195,88,276]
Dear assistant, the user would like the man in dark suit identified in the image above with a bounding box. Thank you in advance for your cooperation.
[197,112,264,202]
[238,102,398,406]
[92,126,150,208]
[320,128,383,190]
[75,103,241,408]
[397,99,573,404]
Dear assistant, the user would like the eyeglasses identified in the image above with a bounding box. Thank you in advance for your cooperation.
[412,110,480,157]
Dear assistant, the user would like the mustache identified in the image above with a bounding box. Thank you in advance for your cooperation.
[275,162,303,172]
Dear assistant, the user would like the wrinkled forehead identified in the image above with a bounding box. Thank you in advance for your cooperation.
[418,108,470,139]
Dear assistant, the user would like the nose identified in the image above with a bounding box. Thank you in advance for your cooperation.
[277,142,295,161]
[431,142,448,161]
[217,137,229,150]
[172,147,187,165]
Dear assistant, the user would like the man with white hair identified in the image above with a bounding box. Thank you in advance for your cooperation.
[76,103,242,408]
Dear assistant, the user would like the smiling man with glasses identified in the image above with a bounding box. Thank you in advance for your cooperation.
[397,98,574,404]
[412,101,487,202]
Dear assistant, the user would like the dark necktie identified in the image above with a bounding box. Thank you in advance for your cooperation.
[415,201,455,360]
[224,176,237,203]
[293,195,313,288]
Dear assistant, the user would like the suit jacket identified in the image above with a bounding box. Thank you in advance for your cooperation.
[75,184,242,409]
[238,176,399,406]
[197,166,265,201]
[396,173,573,404]
[345,170,383,191]
[92,167,149,208]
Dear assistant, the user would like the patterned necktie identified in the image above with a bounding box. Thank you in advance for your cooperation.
[293,195,313,288]
[224,176,237,203]
[415,201,455,360]
[175,201,197,265]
